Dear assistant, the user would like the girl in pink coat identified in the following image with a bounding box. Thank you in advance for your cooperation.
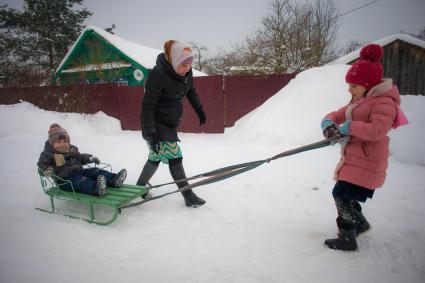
[320,44,408,251]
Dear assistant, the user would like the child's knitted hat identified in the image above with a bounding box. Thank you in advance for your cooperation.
[345,44,384,90]
[48,123,70,145]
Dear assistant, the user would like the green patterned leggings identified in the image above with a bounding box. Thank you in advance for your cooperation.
[148,141,183,164]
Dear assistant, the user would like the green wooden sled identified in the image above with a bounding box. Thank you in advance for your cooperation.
[36,165,148,225]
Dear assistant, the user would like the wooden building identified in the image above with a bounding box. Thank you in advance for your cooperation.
[53,26,205,86]
[334,34,425,95]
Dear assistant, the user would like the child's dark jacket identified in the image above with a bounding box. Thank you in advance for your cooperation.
[37,141,93,178]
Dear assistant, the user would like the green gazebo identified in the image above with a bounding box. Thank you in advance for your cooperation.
[53,26,162,86]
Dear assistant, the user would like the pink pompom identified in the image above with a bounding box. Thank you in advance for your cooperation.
[360,44,383,63]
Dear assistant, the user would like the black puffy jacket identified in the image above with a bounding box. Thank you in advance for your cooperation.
[37,141,92,178]
[141,53,203,142]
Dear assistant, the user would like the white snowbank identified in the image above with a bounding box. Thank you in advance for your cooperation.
[229,64,350,145]
[1,64,424,283]
[229,64,425,165]
[388,95,425,165]
[0,102,122,138]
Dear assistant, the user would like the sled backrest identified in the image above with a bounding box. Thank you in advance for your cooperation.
[37,167,77,198]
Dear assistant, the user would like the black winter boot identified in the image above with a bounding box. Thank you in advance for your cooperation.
[181,190,206,208]
[169,159,206,208]
[325,198,358,251]
[136,161,159,199]
[324,228,358,251]
[353,201,370,235]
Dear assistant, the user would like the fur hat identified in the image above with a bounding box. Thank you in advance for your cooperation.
[48,123,70,145]
[345,44,384,90]
[164,40,193,73]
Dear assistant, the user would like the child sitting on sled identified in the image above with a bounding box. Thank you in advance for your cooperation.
[37,123,127,196]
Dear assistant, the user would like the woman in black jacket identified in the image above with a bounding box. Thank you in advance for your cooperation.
[137,40,206,207]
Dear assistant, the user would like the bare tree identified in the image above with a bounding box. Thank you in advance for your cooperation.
[413,26,425,40]
[201,43,247,75]
[207,0,339,75]
[342,39,363,54]
[189,41,208,71]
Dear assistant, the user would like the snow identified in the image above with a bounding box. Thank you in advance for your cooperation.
[332,33,425,64]
[56,25,207,77]
[60,62,133,73]
[1,64,424,283]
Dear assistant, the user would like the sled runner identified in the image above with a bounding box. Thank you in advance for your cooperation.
[36,164,149,225]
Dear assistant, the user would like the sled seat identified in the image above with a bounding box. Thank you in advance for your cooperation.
[36,166,149,226]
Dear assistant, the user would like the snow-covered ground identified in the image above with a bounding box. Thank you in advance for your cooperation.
[1,65,424,283]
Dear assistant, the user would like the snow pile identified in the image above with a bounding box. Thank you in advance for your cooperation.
[230,64,425,165]
[1,64,424,283]
[229,64,350,145]
[388,95,425,165]
[0,102,122,138]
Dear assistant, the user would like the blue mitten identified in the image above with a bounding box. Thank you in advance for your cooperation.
[321,118,334,130]
[339,120,351,136]
[321,118,339,138]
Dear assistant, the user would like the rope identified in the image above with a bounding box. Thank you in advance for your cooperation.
[121,136,338,209]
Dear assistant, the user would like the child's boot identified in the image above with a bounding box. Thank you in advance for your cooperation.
[324,228,358,251]
[95,175,106,196]
[325,198,358,251]
[353,201,370,235]
[110,169,127,187]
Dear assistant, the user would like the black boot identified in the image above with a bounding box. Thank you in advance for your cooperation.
[324,228,358,251]
[325,198,358,251]
[169,158,206,208]
[136,160,159,199]
[181,190,206,208]
[353,201,370,235]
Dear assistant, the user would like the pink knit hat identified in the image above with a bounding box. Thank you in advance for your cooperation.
[345,44,384,90]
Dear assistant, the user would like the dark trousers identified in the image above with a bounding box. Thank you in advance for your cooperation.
[332,181,374,231]
[332,180,374,202]
[58,168,114,195]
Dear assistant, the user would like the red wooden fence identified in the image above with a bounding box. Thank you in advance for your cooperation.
[224,74,295,127]
[180,75,225,133]
[0,74,296,133]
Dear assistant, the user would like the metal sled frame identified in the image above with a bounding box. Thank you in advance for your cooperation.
[36,165,149,225]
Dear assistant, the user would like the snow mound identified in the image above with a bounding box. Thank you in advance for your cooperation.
[0,102,122,138]
[229,64,351,145]
[388,95,425,165]
[228,64,425,165]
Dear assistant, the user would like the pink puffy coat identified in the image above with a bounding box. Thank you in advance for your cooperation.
[325,79,399,189]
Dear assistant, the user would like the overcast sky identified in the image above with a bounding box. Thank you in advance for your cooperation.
[4,0,425,55]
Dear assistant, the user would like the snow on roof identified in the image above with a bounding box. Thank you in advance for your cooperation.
[56,25,207,76]
[332,33,425,64]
